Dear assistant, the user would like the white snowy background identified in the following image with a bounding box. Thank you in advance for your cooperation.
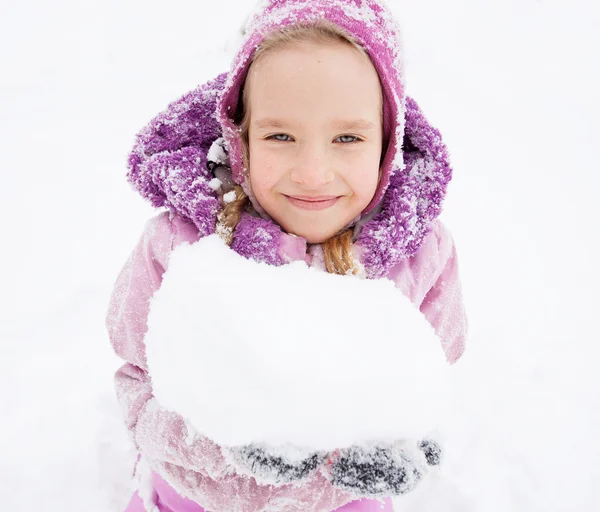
[1,0,598,510]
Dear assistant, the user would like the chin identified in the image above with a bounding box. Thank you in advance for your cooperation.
[286,225,341,244]
[304,233,330,244]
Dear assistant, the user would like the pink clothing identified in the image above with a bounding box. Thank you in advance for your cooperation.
[123,472,394,512]
[106,211,467,511]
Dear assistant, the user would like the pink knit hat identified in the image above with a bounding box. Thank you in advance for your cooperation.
[216,0,406,214]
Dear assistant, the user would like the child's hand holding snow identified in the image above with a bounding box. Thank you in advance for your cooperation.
[228,439,442,497]
[328,439,442,497]
[227,443,327,484]
[144,235,452,497]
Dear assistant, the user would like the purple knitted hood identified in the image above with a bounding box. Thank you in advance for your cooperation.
[126,1,453,278]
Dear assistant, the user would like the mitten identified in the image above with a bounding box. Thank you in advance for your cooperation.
[328,439,442,497]
[228,443,327,484]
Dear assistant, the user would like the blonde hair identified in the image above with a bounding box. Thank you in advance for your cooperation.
[217,21,370,275]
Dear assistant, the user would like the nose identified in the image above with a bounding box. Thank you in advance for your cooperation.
[289,143,335,189]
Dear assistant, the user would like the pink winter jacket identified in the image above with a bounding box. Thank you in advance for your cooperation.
[105,209,467,512]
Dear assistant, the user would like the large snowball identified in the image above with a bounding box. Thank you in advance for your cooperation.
[145,235,451,452]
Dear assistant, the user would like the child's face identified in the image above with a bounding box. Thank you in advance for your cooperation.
[246,41,383,244]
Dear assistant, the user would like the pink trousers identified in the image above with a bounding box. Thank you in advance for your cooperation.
[124,471,394,512]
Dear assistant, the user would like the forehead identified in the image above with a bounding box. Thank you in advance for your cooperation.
[246,41,383,124]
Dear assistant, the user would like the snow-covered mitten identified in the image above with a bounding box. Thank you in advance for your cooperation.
[419,439,442,466]
[328,439,441,497]
[228,444,328,484]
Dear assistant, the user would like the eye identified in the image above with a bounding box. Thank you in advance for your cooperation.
[267,134,293,142]
[334,135,361,144]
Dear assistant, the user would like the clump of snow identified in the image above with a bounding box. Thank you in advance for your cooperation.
[222,190,236,204]
[208,177,222,191]
[207,137,228,166]
[145,234,451,453]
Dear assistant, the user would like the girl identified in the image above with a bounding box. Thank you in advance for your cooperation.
[106,0,468,510]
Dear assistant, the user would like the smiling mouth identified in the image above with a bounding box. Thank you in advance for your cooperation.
[284,195,342,211]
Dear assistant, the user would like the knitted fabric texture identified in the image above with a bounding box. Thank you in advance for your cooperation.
[126,76,452,278]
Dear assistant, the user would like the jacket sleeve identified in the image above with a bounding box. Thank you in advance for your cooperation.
[418,220,468,364]
[105,212,233,477]
[105,212,355,511]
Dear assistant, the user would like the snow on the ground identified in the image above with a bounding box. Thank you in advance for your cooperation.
[0,289,138,510]
[1,0,598,511]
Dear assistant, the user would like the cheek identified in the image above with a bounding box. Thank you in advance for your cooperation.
[344,153,381,200]
[249,147,284,197]
[355,173,379,203]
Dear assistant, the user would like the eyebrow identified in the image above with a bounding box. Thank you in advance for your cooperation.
[330,119,377,131]
[253,117,377,131]
[254,117,293,130]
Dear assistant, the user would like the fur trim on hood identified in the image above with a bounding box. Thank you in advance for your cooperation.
[126,71,452,278]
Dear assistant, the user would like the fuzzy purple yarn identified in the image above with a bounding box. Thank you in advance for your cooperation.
[357,97,452,278]
[231,214,283,266]
[125,77,452,276]
[126,72,287,262]
[126,74,226,237]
